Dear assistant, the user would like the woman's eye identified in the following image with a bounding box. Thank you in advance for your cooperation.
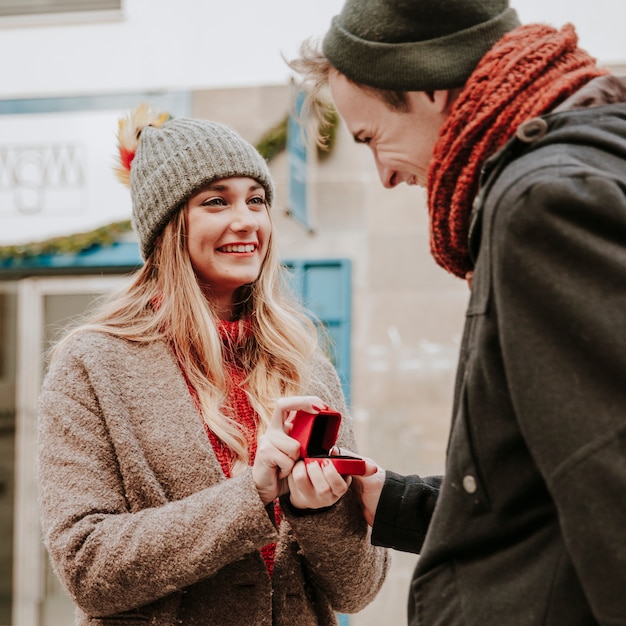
[202,197,227,207]
[248,196,266,207]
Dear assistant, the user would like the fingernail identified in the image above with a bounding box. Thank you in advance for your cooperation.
[312,403,329,412]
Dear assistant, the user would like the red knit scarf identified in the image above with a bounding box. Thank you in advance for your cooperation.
[176,319,282,576]
[427,23,609,278]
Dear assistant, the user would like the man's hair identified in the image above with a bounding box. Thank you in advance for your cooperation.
[288,39,409,146]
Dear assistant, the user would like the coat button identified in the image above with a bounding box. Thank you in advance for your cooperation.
[516,117,548,143]
[462,475,477,494]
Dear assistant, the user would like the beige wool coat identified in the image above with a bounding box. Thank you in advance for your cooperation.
[37,331,389,626]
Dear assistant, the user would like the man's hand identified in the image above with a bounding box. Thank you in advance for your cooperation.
[330,447,385,526]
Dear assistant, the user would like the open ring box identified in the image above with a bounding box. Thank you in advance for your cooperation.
[291,409,367,476]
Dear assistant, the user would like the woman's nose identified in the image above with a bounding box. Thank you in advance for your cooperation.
[231,203,258,231]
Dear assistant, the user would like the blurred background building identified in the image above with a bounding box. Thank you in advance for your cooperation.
[0,1,624,625]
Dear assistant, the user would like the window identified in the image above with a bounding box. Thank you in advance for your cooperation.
[0,0,120,16]
[0,0,121,26]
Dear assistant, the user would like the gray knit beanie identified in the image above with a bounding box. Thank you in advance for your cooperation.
[322,0,521,91]
[130,118,274,260]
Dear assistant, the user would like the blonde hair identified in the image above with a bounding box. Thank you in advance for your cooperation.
[59,203,319,475]
[287,39,338,149]
[288,38,411,146]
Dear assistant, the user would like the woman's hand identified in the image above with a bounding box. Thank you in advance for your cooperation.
[252,396,328,505]
[287,457,351,510]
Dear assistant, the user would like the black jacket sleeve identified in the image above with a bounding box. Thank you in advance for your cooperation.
[371,471,442,553]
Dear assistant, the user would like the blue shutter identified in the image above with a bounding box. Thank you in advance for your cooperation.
[283,258,352,407]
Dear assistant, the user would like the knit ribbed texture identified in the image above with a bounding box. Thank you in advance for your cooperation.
[322,0,520,90]
[130,119,274,260]
[176,319,281,576]
[427,23,609,278]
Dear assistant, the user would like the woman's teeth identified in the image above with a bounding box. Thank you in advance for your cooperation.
[219,244,256,253]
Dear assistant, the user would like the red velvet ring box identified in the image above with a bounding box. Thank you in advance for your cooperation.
[291,409,367,476]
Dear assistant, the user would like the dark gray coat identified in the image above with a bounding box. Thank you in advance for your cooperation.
[373,76,626,626]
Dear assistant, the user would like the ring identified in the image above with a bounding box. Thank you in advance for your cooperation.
[329,445,340,456]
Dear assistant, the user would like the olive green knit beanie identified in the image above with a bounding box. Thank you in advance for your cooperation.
[322,0,521,91]
[129,118,274,260]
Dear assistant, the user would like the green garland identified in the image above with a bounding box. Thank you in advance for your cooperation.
[256,115,289,162]
[255,106,338,162]
[0,220,133,261]
[0,107,338,262]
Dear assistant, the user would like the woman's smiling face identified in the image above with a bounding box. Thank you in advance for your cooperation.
[185,176,271,315]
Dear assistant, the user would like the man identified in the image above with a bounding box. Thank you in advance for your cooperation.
[290,1,626,624]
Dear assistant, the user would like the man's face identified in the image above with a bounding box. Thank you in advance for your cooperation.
[328,70,449,188]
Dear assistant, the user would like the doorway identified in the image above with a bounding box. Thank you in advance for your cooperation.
[9,275,129,626]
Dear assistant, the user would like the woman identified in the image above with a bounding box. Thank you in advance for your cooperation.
[37,104,388,625]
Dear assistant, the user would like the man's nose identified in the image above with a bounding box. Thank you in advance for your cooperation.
[376,161,398,188]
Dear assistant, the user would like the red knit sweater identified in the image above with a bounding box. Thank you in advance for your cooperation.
[176,320,282,576]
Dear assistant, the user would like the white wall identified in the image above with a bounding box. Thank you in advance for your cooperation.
[0,0,624,247]
[0,0,624,101]
[514,0,626,63]
[0,0,347,99]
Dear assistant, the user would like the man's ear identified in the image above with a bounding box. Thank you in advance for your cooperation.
[432,89,459,113]
[412,89,459,114]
